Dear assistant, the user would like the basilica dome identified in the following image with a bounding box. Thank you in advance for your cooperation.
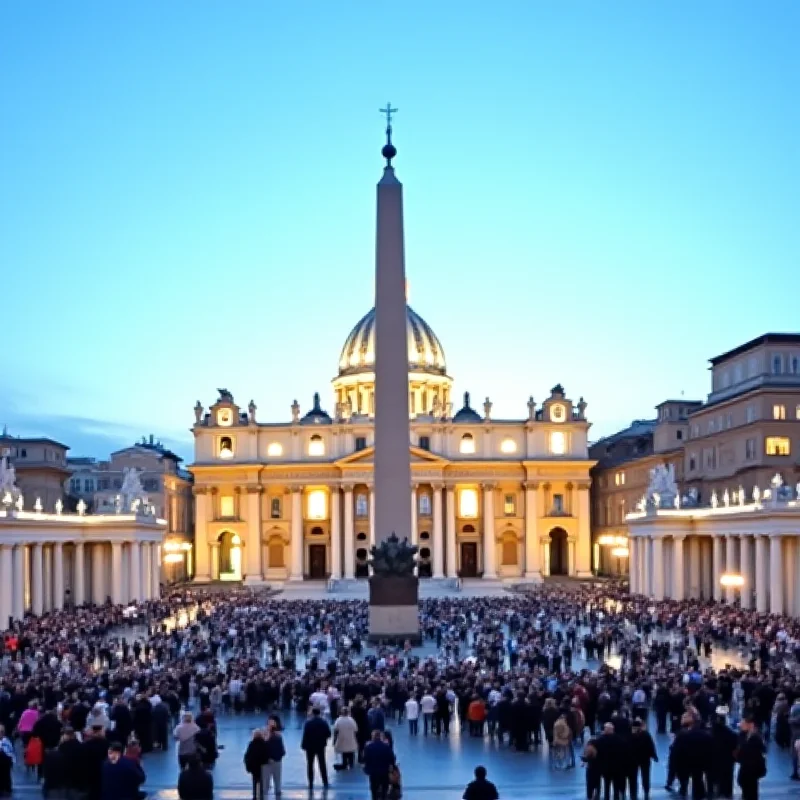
[337,305,447,377]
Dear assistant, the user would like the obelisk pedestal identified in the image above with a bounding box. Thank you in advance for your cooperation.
[368,108,419,643]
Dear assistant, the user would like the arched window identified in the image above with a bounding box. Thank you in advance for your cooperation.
[459,433,476,454]
[308,435,325,456]
[267,442,283,457]
[270,497,281,519]
[792,356,800,375]
[356,531,368,541]
[462,524,476,534]
[356,548,368,560]
[500,438,517,454]
[773,355,783,374]
[218,436,234,459]
[419,531,430,541]
[355,494,368,517]
[419,547,431,560]
[310,526,324,535]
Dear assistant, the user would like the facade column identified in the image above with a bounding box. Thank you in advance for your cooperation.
[651,537,664,600]
[630,538,639,593]
[754,535,768,613]
[769,535,783,615]
[330,488,341,579]
[672,536,685,600]
[524,482,541,579]
[193,490,211,581]
[369,487,375,547]
[12,546,25,620]
[712,536,724,601]
[143,543,154,601]
[343,486,355,580]
[32,543,44,616]
[210,544,220,581]
[688,537,700,599]
[432,483,444,579]
[151,544,161,598]
[445,486,457,578]
[244,488,263,585]
[575,483,592,577]
[43,546,53,612]
[0,546,13,629]
[739,535,753,609]
[290,488,303,580]
[129,542,141,602]
[111,542,123,605]
[73,543,85,606]
[725,535,738,604]
[53,543,64,611]
[786,539,796,617]
[410,485,418,546]
[483,484,496,579]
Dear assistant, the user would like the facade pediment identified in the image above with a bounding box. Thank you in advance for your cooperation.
[334,445,450,467]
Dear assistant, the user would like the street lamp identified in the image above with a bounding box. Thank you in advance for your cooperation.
[611,546,629,574]
[719,573,745,588]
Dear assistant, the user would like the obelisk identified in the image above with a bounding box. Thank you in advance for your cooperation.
[369,104,419,642]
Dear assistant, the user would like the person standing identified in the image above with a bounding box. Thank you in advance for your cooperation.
[363,729,394,800]
[174,712,200,770]
[710,708,738,799]
[100,742,146,800]
[404,696,419,736]
[262,718,286,798]
[177,755,213,800]
[462,765,499,800]
[244,729,268,800]
[0,725,14,797]
[420,691,436,736]
[333,706,359,770]
[301,707,331,791]
[628,719,658,800]
[736,716,767,800]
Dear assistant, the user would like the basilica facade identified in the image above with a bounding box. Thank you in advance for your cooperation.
[190,306,595,585]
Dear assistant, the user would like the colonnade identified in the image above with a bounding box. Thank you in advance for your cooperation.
[0,539,162,628]
[629,532,800,616]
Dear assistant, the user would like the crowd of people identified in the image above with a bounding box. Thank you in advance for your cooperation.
[0,582,799,800]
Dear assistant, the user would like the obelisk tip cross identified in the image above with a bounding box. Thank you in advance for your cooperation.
[379,104,399,165]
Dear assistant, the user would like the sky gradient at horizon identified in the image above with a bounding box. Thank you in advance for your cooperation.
[1,1,798,460]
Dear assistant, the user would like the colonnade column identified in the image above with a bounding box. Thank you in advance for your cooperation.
[289,488,303,580]
[150,544,161,598]
[129,542,141,602]
[432,484,444,579]
[688,538,700,599]
[330,488,341,580]
[524,482,541,579]
[210,544,220,581]
[628,538,637,593]
[712,537,724,601]
[739,535,753,609]
[724,535,738,603]
[369,487,375,546]
[483,484,496,579]
[43,546,53,612]
[73,543,85,606]
[651,537,664,599]
[754,536,768,613]
[52,543,64,611]
[343,486,355,580]
[769,535,783,615]
[575,483,592,577]
[244,488,263,585]
[111,542,123,605]
[141,543,152,601]
[672,536,685,600]
[0,546,13,628]
[445,487,457,578]
[410,486,418,546]
[12,546,25,620]
[32,543,44,616]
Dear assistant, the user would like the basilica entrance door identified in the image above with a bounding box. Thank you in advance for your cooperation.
[549,528,568,575]
[308,545,327,579]
[460,543,478,578]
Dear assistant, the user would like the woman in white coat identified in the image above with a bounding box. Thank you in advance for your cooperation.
[333,706,359,771]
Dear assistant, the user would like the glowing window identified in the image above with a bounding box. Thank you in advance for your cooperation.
[500,438,517,454]
[418,494,431,516]
[231,534,241,545]
[773,405,786,420]
[459,488,478,518]
[765,437,790,456]
[219,436,234,459]
[549,431,566,455]
[308,435,325,456]
[503,494,515,515]
[307,490,327,520]
[219,496,234,518]
[355,494,368,518]
[267,442,283,457]
[459,434,476,454]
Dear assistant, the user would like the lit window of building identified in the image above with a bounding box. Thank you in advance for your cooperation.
[308,435,325,456]
[549,431,566,455]
[220,495,235,518]
[219,436,234,459]
[459,488,478,518]
[773,404,786,420]
[270,497,281,518]
[504,494,516,515]
[267,442,283,457]
[459,433,476,454]
[307,490,327,520]
[418,494,431,516]
[500,438,516,454]
[615,472,626,486]
[355,493,368,517]
[765,437,790,456]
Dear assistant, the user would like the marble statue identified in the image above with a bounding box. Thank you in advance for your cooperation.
[120,467,147,512]
[527,396,536,421]
[77,498,87,515]
[446,401,453,419]
[711,490,719,509]
[345,398,353,419]
[55,498,63,515]
[291,399,300,423]
[796,482,800,501]
[0,457,19,501]
[194,401,203,424]
[577,397,587,419]
[34,497,43,513]
[753,485,761,504]
[248,400,257,423]
[680,487,699,508]
[771,473,784,489]
[737,485,745,505]
[14,494,23,512]
[483,397,492,421]
[674,494,681,509]
[723,489,730,507]
[646,464,678,508]
[636,496,647,512]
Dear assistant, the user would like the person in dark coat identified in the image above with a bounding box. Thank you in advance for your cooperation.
[363,730,394,800]
[243,729,268,799]
[100,742,145,800]
[628,719,658,800]
[710,709,738,799]
[152,700,171,752]
[671,715,712,800]
[131,697,153,753]
[81,726,110,800]
[462,765,499,800]
[301,708,331,790]
[736,716,767,800]
[32,709,63,752]
[58,728,86,796]
[594,723,626,800]
[177,755,213,800]
[109,699,133,748]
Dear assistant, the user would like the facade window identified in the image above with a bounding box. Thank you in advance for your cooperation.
[218,436,234,459]
[773,404,786,420]
[676,430,683,440]
[549,431,566,455]
[500,438,517,454]
[688,453,697,471]
[708,419,715,433]
[704,448,717,469]
[773,355,783,374]
[459,433,476,454]
[745,438,756,460]
[143,478,159,492]
[459,488,478,518]
[270,497,281,518]
[84,478,95,492]
[614,472,625,486]
[792,356,800,374]
[734,364,743,383]
[419,436,430,451]
[355,493,368,518]
[220,495,235,518]
[355,436,367,452]
[725,413,733,429]
[70,479,81,493]
[765,437,791,456]
[796,404,800,420]
[503,494,516,515]
[746,405,756,423]
[113,478,123,490]
[418,494,431,516]
[552,494,564,515]
[308,435,325,456]
[267,442,283,457]
[20,449,26,458]
[691,424,700,438]
[307,490,326,520]
[98,478,110,491]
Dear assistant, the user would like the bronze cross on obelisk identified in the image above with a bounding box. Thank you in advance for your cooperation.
[379,103,398,130]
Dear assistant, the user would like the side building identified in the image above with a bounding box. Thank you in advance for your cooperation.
[0,431,70,512]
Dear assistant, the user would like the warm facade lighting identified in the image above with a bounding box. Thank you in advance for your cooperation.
[163,553,184,564]
[267,442,283,457]
[611,546,630,558]
[550,431,566,455]
[308,490,327,520]
[308,435,325,456]
[720,573,745,588]
[459,488,478,518]
[597,534,616,546]
[500,438,517,454]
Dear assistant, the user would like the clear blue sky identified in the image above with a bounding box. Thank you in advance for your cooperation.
[1,1,798,460]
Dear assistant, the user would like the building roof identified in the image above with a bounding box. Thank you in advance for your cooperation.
[591,419,657,448]
[0,434,70,450]
[655,399,703,409]
[452,392,483,424]
[709,333,800,366]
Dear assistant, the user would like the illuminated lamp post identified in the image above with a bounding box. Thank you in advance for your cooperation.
[720,572,745,604]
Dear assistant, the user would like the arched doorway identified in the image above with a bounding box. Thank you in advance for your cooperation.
[218,531,242,581]
[549,528,568,576]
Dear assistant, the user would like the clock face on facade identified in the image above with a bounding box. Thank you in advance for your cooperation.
[217,408,233,427]
[550,403,566,423]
